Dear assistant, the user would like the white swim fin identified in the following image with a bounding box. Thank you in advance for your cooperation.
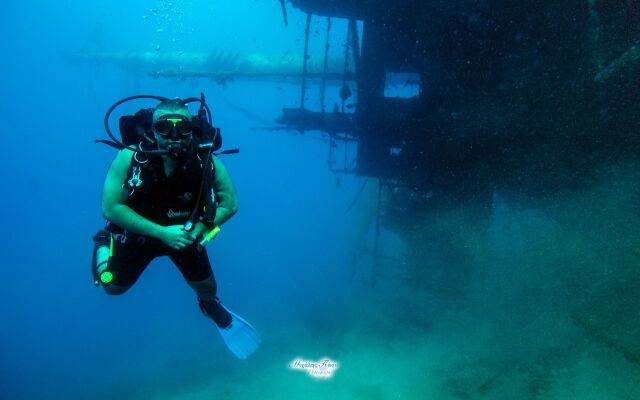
[216,304,261,360]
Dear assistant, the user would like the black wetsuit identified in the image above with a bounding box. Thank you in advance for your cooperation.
[104,152,216,288]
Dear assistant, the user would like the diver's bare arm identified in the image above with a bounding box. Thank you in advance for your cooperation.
[101,149,164,239]
[211,156,239,226]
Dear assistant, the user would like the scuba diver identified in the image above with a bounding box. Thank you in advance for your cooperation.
[91,94,260,360]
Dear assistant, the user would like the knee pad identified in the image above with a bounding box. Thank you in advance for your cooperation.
[92,230,114,287]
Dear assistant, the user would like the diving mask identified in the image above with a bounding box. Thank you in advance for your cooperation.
[153,114,193,139]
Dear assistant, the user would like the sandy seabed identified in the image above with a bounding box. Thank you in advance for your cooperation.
[147,302,640,400]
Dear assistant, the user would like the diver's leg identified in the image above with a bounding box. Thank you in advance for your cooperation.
[92,230,156,295]
[186,274,217,302]
[171,248,261,360]
[169,247,232,328]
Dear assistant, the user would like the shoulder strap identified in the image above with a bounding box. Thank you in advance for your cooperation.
[123,152,149,191]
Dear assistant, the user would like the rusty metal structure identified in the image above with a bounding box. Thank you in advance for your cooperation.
[273,0,640,291]
[275,1,640,369]
[278,0,639,195]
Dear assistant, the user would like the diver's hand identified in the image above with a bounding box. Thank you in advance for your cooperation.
[191,222,210,238]
[158,225,196,250]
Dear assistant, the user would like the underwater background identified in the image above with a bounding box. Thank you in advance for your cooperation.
[1,0,640,399]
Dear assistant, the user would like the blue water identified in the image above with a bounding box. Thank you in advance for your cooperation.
[0,1,363,398]
[3,1,640,399]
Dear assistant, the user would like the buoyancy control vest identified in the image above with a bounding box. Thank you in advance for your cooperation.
[123,150,217,227]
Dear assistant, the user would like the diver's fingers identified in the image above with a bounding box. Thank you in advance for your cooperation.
[178,226,197,240]
[180,237,195,245]
[176,238,194,248]
[182,231,196,240]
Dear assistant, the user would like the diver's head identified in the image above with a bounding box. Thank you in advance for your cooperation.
[152,99,194,160]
